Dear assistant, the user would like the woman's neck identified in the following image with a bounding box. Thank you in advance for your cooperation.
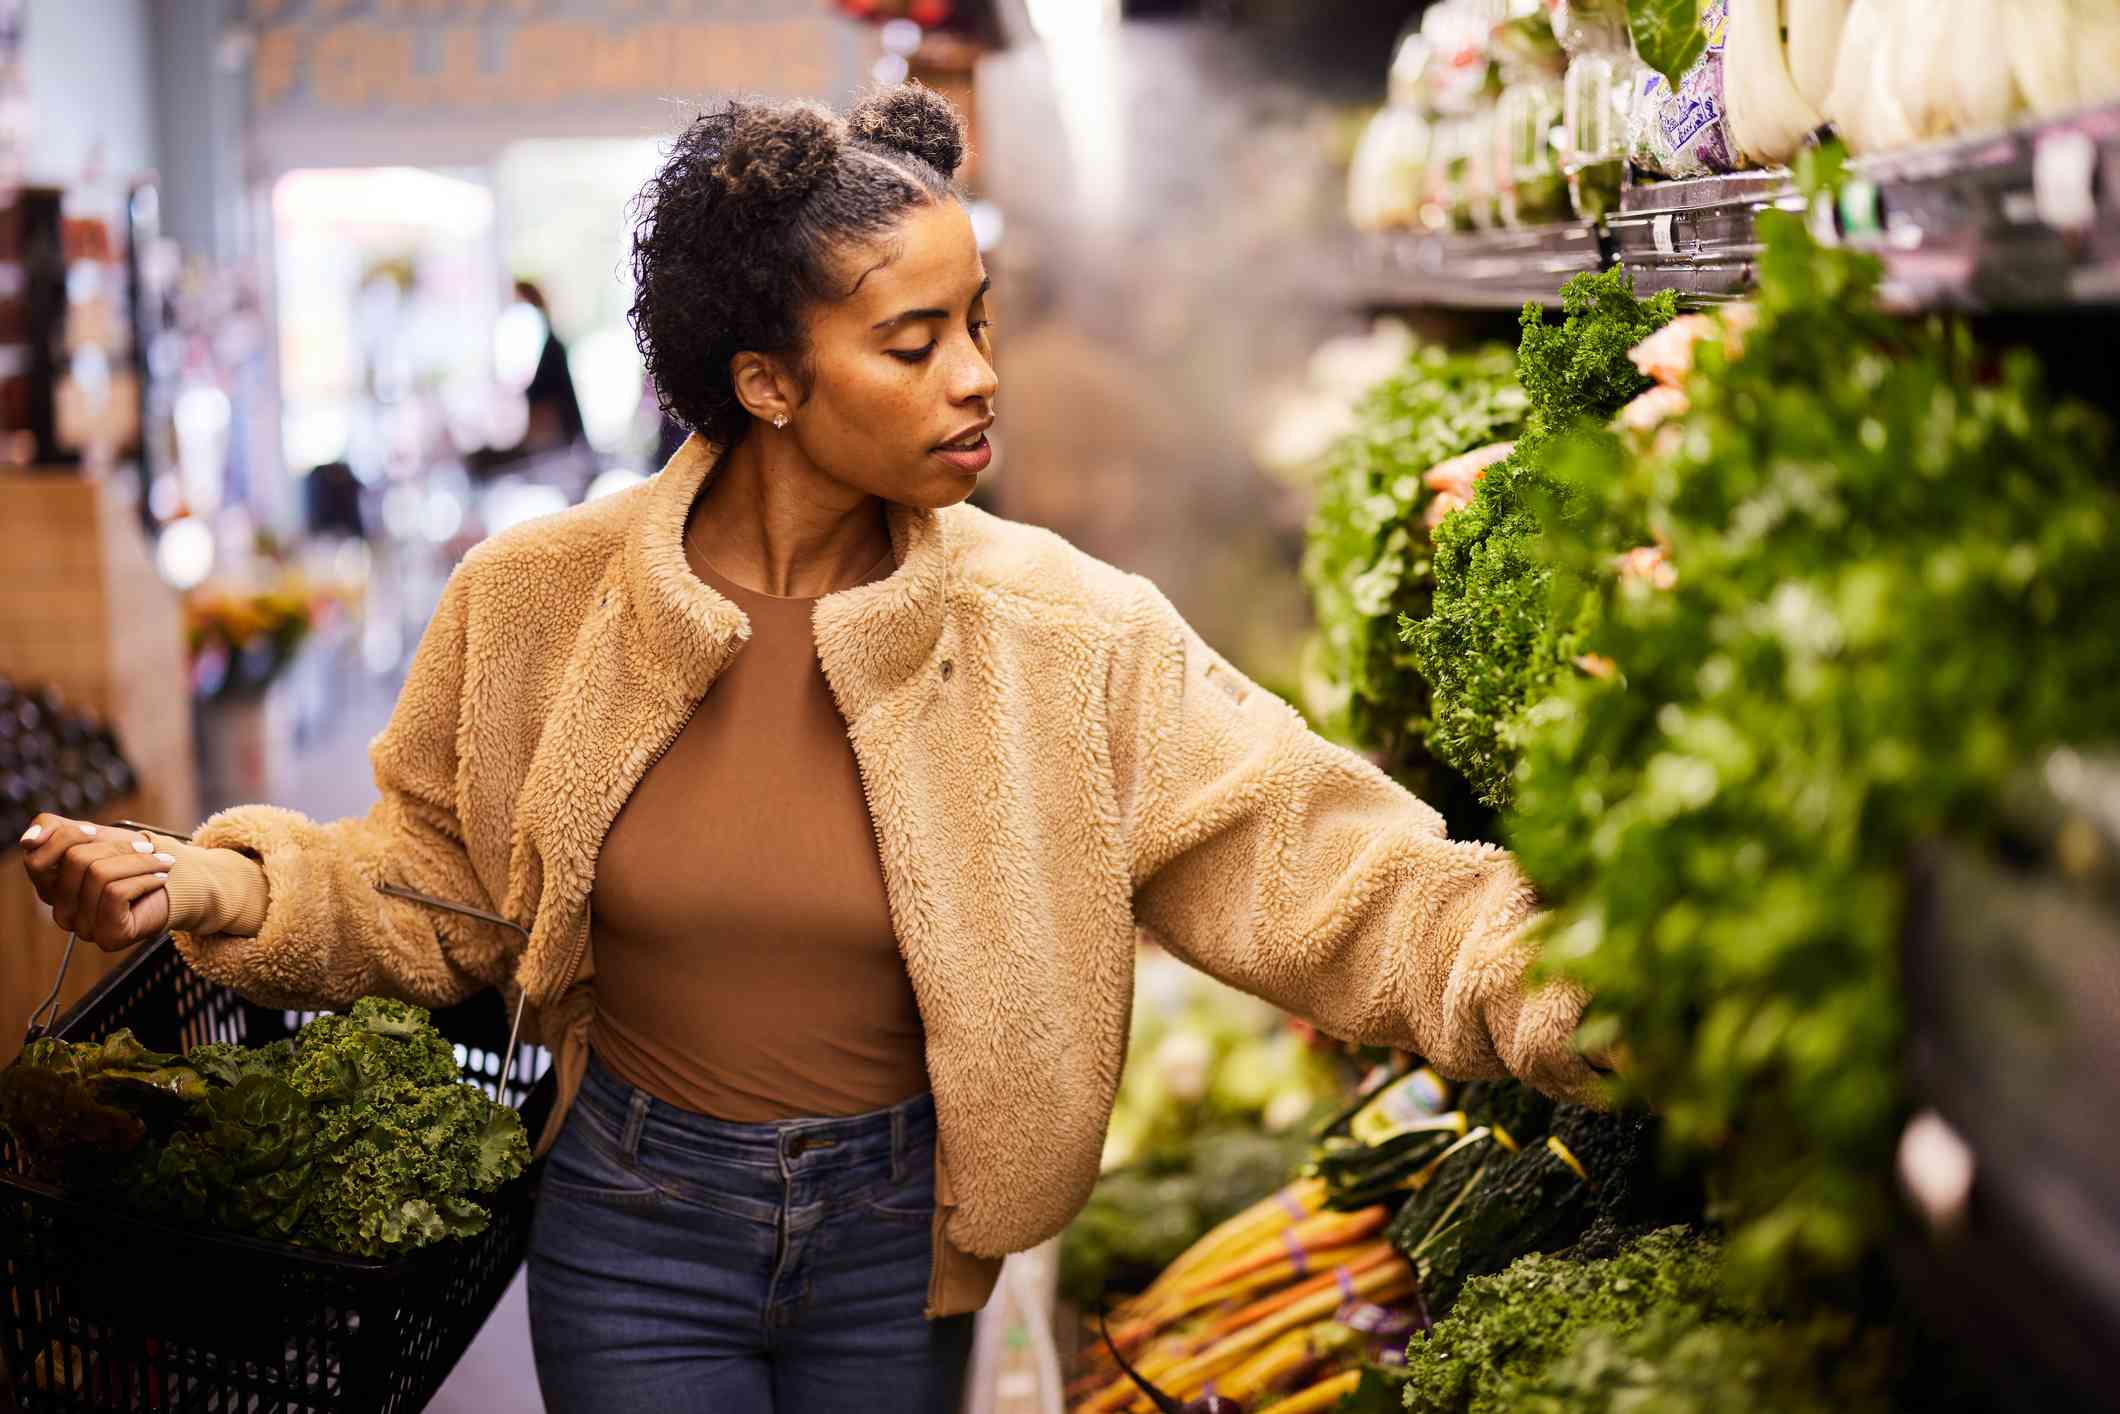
[684,437,894,598]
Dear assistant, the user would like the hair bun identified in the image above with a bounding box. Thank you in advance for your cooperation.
[847,82,967,178]
[713,100,843,208]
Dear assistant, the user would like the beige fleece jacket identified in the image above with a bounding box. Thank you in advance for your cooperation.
[152,434,1598,1319]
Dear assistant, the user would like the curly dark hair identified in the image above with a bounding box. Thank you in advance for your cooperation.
[627,83,970,449]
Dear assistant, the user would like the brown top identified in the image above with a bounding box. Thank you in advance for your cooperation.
[584,539,932,1123]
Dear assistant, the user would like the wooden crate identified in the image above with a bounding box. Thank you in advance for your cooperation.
[0,468,197,833]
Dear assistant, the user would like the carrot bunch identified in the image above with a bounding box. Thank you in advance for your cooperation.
[1065,1177,1420,1413]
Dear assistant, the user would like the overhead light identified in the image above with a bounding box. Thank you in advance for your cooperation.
[1026,0,1117,42]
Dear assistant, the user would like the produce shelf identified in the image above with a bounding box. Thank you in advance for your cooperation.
[1350,221,1607,310]
[1605,170,1795,305]
[1357,102,2120,314]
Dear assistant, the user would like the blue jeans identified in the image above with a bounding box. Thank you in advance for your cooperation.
[525,1048,976,1412]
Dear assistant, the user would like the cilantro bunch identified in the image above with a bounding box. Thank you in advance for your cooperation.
[1408,270,1680,806]
[1302,342,1526,824]
[1507,212,2120,1288]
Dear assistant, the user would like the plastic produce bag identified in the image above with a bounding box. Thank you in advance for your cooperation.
[1626,0,1744,177]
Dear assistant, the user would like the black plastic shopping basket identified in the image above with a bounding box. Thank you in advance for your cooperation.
[0,843,556,1413]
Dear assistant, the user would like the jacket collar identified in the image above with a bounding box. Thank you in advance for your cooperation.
[620,433,953,719]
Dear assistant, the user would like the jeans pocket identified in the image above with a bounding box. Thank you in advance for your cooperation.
[536,1102,664,1213]
[849,1147,936,1225]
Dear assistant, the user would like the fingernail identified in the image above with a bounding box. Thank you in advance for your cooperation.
[154,872,168,881]
[19,825,40,842]
[134,839,155,854]
[154,852,175,865]
[81,825,97,837]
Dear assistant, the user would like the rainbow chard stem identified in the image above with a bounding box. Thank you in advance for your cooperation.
[1095,1303,1246,1414]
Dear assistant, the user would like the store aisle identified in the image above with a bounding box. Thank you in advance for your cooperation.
[430,1272,539,1413]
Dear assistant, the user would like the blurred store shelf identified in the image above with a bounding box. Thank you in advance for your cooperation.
[1356,102,2120,315]
[1604,170,1794,305]
[1347,221,1607,310]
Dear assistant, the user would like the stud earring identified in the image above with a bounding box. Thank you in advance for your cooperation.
[772,413,789,429]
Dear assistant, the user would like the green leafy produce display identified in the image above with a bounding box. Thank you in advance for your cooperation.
[1508,211,2120,1287]
[1397,1227,1893,1414]
[1302,341,1526,825]
[0,998,530,1259]
[1381,1084,1695,1319]
[1408,270,1679,806]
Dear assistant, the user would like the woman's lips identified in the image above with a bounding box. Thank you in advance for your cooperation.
[933,434,992,474]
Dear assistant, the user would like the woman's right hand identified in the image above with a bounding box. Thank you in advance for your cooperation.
[17,815,175,951]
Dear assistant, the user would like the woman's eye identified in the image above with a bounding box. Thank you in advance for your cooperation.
[889,323,993,363]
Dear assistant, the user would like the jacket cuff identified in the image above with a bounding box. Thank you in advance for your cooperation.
[149,834,271,938]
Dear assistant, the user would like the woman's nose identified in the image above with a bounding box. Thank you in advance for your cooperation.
[951,348,998,404]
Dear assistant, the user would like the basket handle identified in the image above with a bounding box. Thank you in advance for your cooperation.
[23,934,83,1045]
[372,881,534,1102]
[32,821,536,1107]
[22,820,195,1044]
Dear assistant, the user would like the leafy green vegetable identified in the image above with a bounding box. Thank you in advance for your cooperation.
[0,1038,156,1187]
[186,1037,297,1088]
[1517,1305,1894,1414]
[1,998,530,1260]
[1409,269,1678,806]
[1627,0,1707,89]
[1379,1094,1699,1319]
[1507,211,2120,1289]
[1400,1227,1893,1414]
[1302,341,1526,828]
[283,997,529,1256]
[1401,1228,1724,1413]
[129,1070,321,1244]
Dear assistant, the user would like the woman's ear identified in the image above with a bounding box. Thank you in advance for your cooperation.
[730,350,797,427]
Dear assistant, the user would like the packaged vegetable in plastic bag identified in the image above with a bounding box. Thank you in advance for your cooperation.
[1626,0,1744,177]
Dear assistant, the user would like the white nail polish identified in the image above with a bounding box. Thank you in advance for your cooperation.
[155,852,175,865]
[134,839,154,853]
[19,825,40,842]
[155,873,168,881]
[81,825,97,836]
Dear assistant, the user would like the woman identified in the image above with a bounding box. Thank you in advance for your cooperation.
[16,85,1605,1412]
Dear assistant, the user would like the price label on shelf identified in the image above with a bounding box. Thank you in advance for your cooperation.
[2032,130,2098,233]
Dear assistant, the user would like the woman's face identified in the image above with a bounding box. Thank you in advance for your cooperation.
[780,198,998,510]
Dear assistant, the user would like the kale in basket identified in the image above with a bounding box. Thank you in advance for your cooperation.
[0,997,529,1259]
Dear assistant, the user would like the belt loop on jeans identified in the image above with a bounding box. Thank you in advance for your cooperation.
[891,1103,907,1184]
[620,1087,651,1161]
